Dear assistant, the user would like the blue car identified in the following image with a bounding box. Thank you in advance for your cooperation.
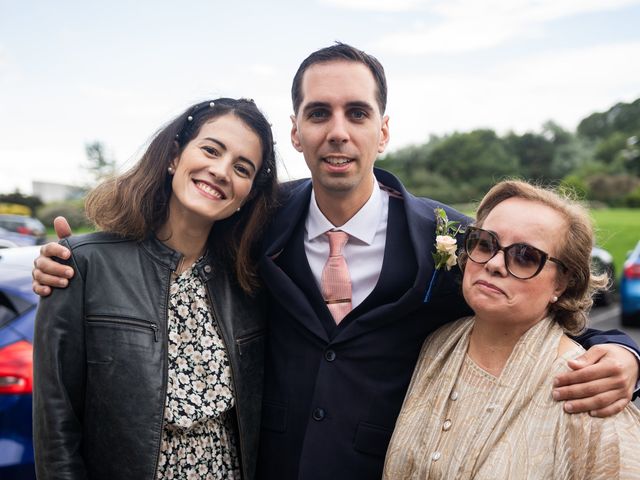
[621,240,640,327]
[0,246,39,479]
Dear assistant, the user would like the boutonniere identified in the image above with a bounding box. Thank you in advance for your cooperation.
[424,207,463,302]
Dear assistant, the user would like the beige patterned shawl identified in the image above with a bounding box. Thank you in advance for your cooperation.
[383,317,640,479]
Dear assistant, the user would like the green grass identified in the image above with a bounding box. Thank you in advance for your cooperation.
[591,209,640,280]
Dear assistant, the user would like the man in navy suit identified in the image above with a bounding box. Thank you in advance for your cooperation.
[255,43,640,479]
[33,43,640,480]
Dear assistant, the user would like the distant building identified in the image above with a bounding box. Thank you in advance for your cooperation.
[32,181,86,203]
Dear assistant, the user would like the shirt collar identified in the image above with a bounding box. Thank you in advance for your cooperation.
[306,177,384,245]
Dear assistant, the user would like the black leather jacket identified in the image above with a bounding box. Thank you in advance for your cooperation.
[33,232,265,480]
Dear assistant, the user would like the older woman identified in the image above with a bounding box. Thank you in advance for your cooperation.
[384,180,640,479]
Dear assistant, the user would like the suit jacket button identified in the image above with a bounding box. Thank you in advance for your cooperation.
[204,265,212,273]
[312,408,326,421]
[324,350,336,362]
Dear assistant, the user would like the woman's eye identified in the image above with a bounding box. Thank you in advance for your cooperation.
[514,246,540,266]
[234,164,251,177]
[477,239,493,253]
[202,146,219,156]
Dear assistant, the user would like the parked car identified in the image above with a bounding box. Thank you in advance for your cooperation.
[0,215,46,246]
[0,235,19,249]
[621,240,640,327]
[0,246,39,479]
[591,246,616,306]
[0,227,31,248]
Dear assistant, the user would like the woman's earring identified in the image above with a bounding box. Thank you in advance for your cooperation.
[168,166,175,175]
[236,207,241,212]
[551,295,558,303]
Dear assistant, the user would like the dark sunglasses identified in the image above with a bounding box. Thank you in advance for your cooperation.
[464,226,568,280]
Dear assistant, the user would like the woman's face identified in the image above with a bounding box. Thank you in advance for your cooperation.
[462,197,567,330]
[169,113,263,227]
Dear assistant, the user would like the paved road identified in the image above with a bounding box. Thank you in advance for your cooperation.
[588,303,640,408]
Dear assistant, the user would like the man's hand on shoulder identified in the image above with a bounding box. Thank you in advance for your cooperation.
[552,344,639,417]
[32,216,75,297]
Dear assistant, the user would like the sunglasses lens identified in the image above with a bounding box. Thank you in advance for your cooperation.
[466,229,496,263]
[506,244,544,278]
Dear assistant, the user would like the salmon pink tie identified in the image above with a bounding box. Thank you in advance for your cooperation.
[321,230,352,324]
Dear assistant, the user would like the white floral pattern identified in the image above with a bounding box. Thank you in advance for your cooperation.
[156,264,240,479]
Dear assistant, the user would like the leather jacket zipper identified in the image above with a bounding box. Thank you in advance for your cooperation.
[152,267,172,478]
[201,270,247,478]
[86,315,159,342]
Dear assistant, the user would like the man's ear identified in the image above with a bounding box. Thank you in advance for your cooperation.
[378,115,390,153]
[290,114,303,153]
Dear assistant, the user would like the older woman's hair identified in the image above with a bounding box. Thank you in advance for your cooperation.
[84,98,279,294]
[465,180,607,334]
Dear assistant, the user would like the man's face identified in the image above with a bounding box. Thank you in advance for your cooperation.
[291,60,389,208]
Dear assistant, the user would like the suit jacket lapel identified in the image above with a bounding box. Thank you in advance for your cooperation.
[334,193,425,343]
[260,180,330,342]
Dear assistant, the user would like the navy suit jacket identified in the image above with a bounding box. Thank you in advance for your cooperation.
[256,168,639,480]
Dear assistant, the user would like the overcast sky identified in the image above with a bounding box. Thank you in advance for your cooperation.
[1,0,639,194]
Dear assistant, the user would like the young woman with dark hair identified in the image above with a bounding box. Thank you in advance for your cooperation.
[33,98,278,480]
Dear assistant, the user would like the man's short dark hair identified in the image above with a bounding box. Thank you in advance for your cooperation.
[291,42,387,115]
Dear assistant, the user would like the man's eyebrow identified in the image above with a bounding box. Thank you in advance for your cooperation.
[301,100,376,114]
[345,101,375,111]
[301,101,330,114]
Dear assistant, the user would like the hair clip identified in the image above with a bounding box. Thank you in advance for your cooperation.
[209,101,215,108]
[187,115,193,122]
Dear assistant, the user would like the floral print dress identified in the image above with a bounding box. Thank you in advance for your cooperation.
[156,264,240,479]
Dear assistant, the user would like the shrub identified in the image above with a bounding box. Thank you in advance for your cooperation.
[37,199,91,229]
[624,186,640,208]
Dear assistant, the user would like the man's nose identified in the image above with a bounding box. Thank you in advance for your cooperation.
[327,114,349,144]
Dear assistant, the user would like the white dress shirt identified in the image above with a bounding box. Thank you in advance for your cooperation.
[304,178,389,309]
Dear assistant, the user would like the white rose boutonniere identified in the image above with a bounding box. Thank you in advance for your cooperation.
[435,235,458,269]
[424,207,463,302]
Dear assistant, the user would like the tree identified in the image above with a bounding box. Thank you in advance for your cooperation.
[595,132,629,166]
[504,132,555,181]
[550,135,595,179]
[84,141,116,186]
[429,129,519,199]
[577,98,640,140]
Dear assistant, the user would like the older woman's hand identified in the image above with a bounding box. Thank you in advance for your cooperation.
[552,344,639,417]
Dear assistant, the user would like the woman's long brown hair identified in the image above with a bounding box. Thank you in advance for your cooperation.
[85,98,278,294]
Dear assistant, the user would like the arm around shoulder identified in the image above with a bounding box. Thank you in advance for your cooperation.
[33,246,88,479]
